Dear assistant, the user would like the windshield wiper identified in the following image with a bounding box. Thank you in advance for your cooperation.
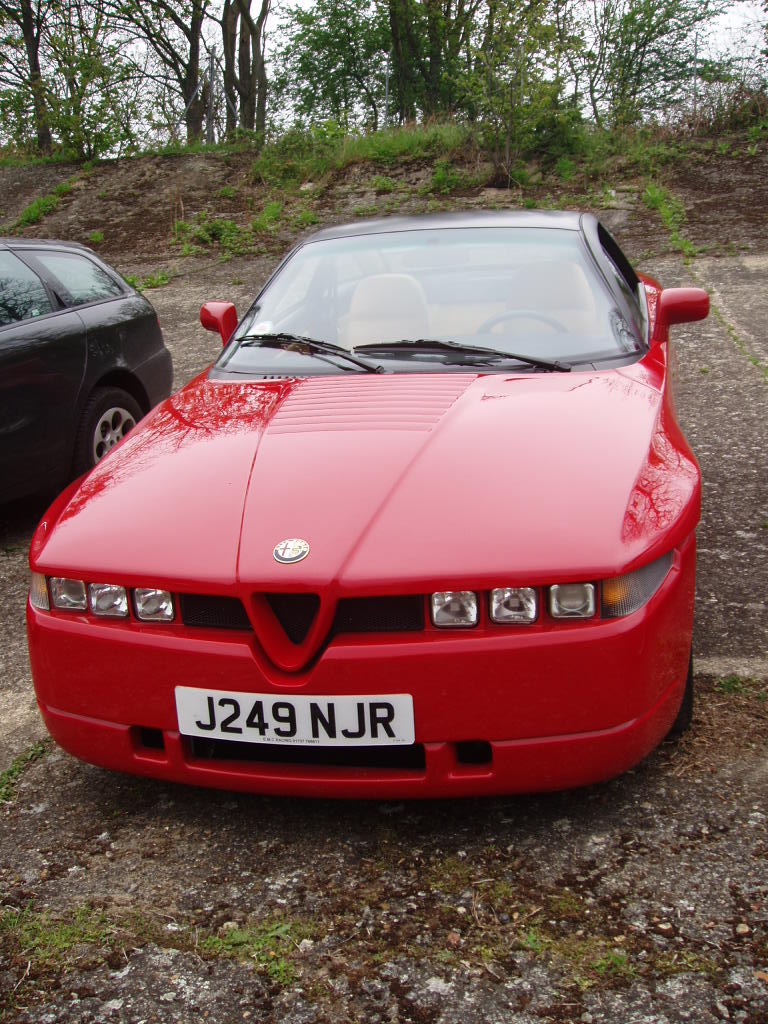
[239,332,384,374]
[353,339,570,372]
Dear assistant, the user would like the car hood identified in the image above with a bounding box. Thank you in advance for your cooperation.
[34,364,699,588]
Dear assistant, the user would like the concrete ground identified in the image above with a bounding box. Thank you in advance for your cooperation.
[1,202,766,1022]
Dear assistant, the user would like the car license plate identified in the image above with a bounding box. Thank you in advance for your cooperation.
[175,687,415,747]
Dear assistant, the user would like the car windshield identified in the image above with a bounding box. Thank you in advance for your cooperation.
[217,226,644,376]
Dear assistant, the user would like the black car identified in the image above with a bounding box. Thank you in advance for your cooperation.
[0,239,172,502]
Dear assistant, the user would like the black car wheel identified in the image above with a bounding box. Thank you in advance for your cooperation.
[668,650,694,736]
[74,387,143,474]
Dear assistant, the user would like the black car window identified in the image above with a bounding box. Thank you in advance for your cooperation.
[0,250,53,325]
[31,250,124,305]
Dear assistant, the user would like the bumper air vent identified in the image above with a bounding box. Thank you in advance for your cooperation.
[333,595,425,634]
[265,593,320,644]
[179,594,253,631]
[189,737,426,771]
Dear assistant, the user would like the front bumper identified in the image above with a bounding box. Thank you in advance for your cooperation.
[28,541,695,798]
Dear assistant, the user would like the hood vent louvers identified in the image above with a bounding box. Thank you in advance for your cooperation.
[267,376,475,434]
[265,592,321,645]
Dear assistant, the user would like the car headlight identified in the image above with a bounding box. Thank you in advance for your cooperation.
[88,583,129,617]
[549,583,596,619]
[50,577,87,611]
[431,591,478,627]
[490,587,538,624]
[134,588,175,622]
[601,551,673,618]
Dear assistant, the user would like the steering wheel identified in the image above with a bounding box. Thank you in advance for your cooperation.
[476,310,567,333]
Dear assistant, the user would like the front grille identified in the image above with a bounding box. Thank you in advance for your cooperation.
[179,594,252,631]
[333,595,425,634]
[189,737,426,771]
[178,593,425,639]
[265,593,320,644]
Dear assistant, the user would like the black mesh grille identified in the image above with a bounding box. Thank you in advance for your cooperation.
[333,595,425,634]
[179,594,252,631]
[189,737,426,771]
[265,593,320,644]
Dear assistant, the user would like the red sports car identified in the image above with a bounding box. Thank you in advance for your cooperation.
[27,212,709,798]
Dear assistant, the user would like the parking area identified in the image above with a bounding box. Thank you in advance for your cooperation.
[1,230,767,1022]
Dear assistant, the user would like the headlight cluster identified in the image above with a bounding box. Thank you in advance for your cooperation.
[30,574,174,622]
[430,552,672,628]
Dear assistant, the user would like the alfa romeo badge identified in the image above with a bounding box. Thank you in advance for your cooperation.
[273,538,310,564]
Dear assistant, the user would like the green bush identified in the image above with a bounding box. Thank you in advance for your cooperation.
[174,211,252,256]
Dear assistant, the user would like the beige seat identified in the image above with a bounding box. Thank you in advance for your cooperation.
[340,274,430,347]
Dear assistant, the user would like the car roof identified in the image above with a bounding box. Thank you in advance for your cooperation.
[305,209,589,243]
[0,237,95,253]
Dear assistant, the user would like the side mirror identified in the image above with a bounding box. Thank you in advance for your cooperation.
[657,288,709,334]
[200,301,238,346]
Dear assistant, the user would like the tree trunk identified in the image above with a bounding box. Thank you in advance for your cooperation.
[184,0,206,142]
[18,0,52,152]
[222,0,239,137]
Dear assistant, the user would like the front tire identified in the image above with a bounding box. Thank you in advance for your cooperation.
[73,387,143,475]
[668,650,694,736]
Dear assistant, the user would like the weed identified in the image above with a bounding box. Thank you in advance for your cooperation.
[655,948,719,976]
[710,304,768,381]
[16,194,58,227]
[555,156,577,181]
[141,269,170,289]
[0,904,113,966]
[252,200,283,233]
[592,949,635,979]
[200,919,306,984]
[0,741,49,802]
[717,674,750,695]
[519,926,546,952]
[88,229,104,244]
[292,207,319,228]
[370,175,397,194]
[717,141,731,156]
[179,241,204,257]
[217,184,237,199]
[427,159,463,194]
[642,184,699,258]
[353,204,379,217]
[426,855,474,893]
[174,210,252,257]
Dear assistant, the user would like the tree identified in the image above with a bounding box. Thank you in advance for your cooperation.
[220,0,270,138]
[554,0,727,126]
[387,0,483,119]
[45,0,145,157]
[0,0,54,151]
[274,0,389,130]
[109,0,211,143]
[470,0,578,177]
